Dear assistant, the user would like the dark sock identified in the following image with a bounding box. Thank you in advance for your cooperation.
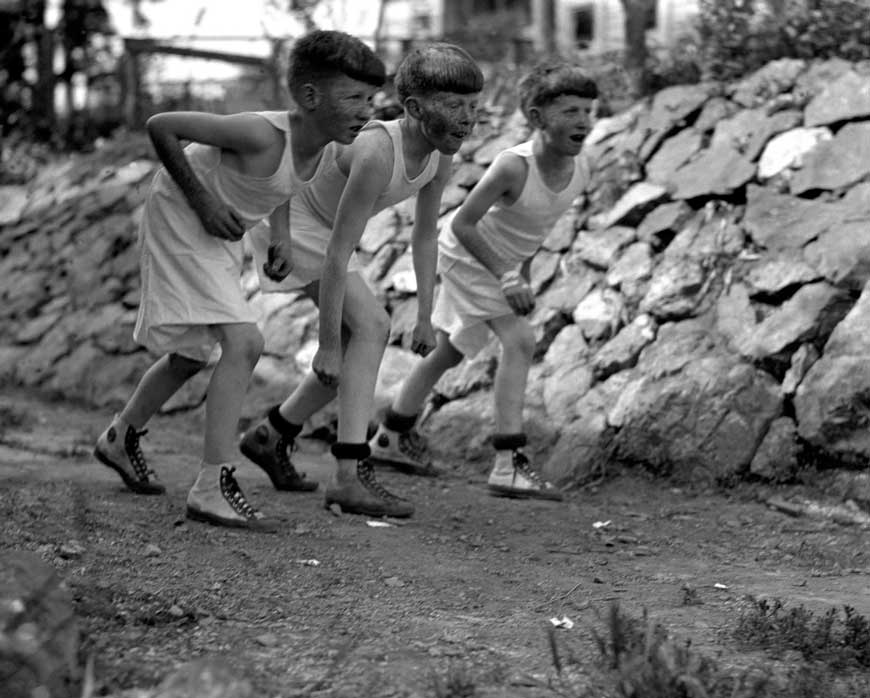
[492,432,527,451]
[268,405,303,440]
[331,442,371,461]
[383,407,417,433]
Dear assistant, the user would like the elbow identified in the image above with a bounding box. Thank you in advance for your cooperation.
[145,114,161,138]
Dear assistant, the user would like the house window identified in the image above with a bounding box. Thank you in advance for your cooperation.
[573,4,594,48]
[472,0,530,13]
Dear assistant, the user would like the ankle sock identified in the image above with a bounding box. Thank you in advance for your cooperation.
[269,405,303,439]
[383,407,417,433]
[492,432,526,451]
[330,442,371,461]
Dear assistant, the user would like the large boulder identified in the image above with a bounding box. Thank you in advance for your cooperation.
[610,321,782,482]
[795,283,870,464]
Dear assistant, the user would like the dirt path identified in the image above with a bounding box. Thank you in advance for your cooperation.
[2,388,869,697]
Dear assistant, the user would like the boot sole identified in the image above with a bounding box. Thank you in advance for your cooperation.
[93,447,165,495]
[186,506,279,533]
[367,454,440,478]
[487,484,563,502]
[239,440,319,492]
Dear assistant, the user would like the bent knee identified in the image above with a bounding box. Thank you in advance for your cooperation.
[502,323,536,360]
[348,307,390,345]
[220,326,264,364]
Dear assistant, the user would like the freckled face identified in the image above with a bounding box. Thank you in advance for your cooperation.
[319,75,379,144]
[417,91,480,154]
[538,95,596,155]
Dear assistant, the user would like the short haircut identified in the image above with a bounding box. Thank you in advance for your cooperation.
[518,61,598,120]
[394,43,484,102]
[287,30,386,92]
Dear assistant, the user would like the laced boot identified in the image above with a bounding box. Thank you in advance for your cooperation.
[323,442,414,518]
[487,433,562,501]
[186,465,280,532]
[368,423,439,477]
[94,416,165,495]
[239,406,317,491]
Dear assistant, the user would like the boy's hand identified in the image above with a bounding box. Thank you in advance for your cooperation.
[500,269,535,316]
[411,320,436,357]
[263,241,293,281]
[312,345,341,388]
[198,200,245,241]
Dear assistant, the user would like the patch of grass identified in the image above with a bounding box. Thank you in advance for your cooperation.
[735,597,870,669]
[542,603,870,698]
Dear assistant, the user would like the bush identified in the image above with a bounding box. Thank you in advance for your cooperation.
[682,0,870,83]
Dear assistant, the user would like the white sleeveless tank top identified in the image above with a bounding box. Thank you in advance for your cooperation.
[162,110,334,229]
[294,118,441,228]
[440,140,591,266]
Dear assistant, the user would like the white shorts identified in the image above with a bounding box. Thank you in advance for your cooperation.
[432,254,514,358]
[133,191,256,362]
[247,199,361,293]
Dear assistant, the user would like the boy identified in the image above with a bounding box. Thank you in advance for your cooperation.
[368,61,598,501]
[241,43,484,518]
[93,30,386,531]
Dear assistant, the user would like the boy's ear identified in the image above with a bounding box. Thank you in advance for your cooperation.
[298,82,322,111]
[404,96,423,120]
[527,105,545,130]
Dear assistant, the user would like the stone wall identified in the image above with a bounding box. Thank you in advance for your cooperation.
[4,57,870,485]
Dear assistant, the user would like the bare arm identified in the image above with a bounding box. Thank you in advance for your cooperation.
[451,153,526,278]
[452,153,535,315]
[313,136,392,385]
[146,111,277,241]
[408,154,453,355]
[262,199,293,281]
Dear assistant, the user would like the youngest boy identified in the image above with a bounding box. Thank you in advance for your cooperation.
[368,61,598,500]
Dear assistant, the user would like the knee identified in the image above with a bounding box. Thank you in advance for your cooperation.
[220,326,264,367]
[168,353,207,377]
[349,307,390,346]
[502,323,535,362]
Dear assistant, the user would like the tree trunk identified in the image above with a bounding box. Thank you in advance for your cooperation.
[532,0,557,55]
[621,0,653,99]
[373,0,387,54]
[34,22,56,139]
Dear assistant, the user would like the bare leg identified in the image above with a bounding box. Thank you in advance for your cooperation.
[487,314,535,435]
[332,273,390,483]
[276,282,341,424]
[204,323,264,464]
[392,331,463,416]
[119,353,205,428]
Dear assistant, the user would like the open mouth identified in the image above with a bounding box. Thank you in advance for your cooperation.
[569,134,586,143]
[451,131,469,140]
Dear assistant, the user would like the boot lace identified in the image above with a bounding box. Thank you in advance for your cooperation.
[513,450,546,487]
[398,429,430,464]
[220,467,259,519]
[357,461,403,503]
[124,427,158,482]
[275,435,301,479]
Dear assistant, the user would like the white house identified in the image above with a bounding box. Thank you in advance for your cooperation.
[382,0,700,54]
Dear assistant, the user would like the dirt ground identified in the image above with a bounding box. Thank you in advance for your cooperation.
[2,387,870,697]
